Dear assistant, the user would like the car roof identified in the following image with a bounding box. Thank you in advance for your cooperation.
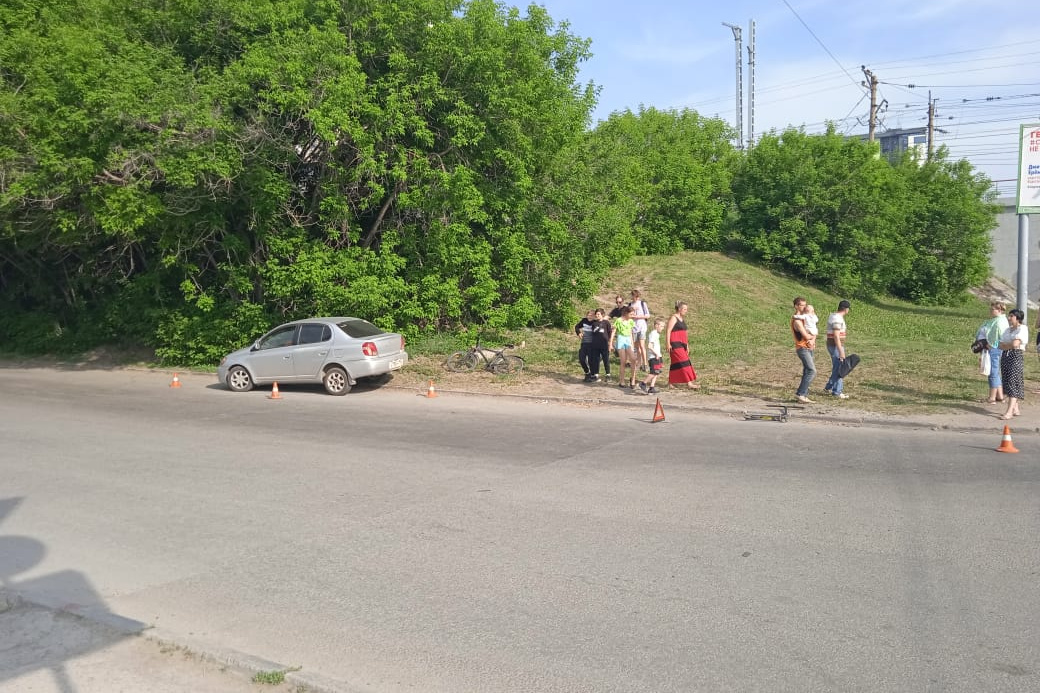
[284,317,364,325]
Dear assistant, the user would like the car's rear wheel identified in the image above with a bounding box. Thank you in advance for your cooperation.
[323,366,351,396]
[226,365,254,392]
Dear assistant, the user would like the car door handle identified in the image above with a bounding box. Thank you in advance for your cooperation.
[317,351,328,356]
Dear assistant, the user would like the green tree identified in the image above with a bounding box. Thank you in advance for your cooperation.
[731,126,909,297]
[1,0,601,361]
[888,148,996,304]
[585,107,736,254]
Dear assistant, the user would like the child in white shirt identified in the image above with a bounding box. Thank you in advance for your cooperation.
[639,319,666,394]
[794,304,820,338]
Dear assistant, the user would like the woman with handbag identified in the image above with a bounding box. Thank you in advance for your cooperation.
[998,308,1028,420]
[981,302,1009,404]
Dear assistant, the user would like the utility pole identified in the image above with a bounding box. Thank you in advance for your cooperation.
[747,19,756,148]
[927,91,936,160]
[861,66,878,142]
[723,22,743,149]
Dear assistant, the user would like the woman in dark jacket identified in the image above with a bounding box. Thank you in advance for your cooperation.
[588,308,613,382]
[574,310,597,381]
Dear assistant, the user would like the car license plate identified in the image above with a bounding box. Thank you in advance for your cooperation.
[389,358,404,370]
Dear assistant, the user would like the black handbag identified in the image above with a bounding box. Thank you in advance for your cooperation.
[970,338,989,354]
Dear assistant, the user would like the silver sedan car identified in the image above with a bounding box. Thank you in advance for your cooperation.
[217,317,408,395]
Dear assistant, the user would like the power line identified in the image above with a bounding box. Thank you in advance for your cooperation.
[907,83,1040,89]
[876,49,1040,72]
[869,38,1040,68]
[780,0,863,91]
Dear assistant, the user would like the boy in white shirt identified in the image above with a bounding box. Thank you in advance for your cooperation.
[793,303,819,340]
[638,319,666,395]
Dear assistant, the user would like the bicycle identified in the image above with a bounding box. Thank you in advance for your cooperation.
[445,337,525,374]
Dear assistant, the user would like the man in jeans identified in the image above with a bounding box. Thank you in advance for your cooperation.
[791,297,816,403]
[824,299,851,399]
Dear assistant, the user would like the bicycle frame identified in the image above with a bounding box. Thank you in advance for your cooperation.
[445,336,524,374]
[470,339,511,370]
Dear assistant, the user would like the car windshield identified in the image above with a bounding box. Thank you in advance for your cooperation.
[336,319,385,338]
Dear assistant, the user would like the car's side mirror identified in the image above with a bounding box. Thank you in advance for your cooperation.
[250,341,260,352]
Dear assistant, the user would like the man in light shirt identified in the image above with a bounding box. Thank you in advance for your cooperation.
[823,300,851,399]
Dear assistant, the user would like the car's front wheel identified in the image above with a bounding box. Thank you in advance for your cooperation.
[323,366,352,396]
[226,365,254,392]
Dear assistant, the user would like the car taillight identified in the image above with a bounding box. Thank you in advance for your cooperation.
[362,341,378,356]
[400,336,405,350]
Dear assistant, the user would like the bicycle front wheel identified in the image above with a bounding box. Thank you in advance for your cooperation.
[491,355,524,374]
[445,351,479,372]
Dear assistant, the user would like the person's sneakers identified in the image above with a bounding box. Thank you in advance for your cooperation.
[591,374,600,381]
[638,382,648,394]
[583,374,593,382]
[834,393,849,399]
[648,387,659,394]
[823,386,832,394]
[796,395,815,403]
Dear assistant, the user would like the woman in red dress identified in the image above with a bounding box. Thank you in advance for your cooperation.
[666,301,699,388]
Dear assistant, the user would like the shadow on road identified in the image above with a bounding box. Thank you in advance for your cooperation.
[0,497,144,693]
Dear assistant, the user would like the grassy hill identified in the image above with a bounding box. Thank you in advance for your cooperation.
[408,251,1018,413]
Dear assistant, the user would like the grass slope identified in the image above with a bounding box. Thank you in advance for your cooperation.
[411,251,1013,414]
[596,251,1000,412]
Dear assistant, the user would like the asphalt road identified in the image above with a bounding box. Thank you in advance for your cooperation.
[2,367,1038,692]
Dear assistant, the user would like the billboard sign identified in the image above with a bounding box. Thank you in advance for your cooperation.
[1018,124,1040,214]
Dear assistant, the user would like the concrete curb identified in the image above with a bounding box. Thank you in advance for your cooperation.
[148,366,1040,436]
[391,384,1040,436]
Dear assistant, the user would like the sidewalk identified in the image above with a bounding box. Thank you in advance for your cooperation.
[0,592,310,693]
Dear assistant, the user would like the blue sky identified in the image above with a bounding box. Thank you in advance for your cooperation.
[536,0,1037,196]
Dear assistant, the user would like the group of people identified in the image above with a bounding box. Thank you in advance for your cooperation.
[574,290,699,394]
[974,301,1029,420]
[791,296,1033,419]
[790,297,852,403]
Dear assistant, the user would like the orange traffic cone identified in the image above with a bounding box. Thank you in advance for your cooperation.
[425,380,438,398]
[169,373,182,388]
[652,397,665,423]
[995,425,1018,453]
[268,382,282,400]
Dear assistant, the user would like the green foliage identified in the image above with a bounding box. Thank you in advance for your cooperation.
[887,149,996,304]
[0,1,1002,362]
[250,665,300,685]
[730,127,997,302]
[584,107,737,254]
[1,0,603,359]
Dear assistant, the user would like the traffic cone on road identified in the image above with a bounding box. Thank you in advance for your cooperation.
[652,398,665,423]
[995,425,1018,453]
[169,373,182,388]
[425,380,438,398]
[268,382,282,400]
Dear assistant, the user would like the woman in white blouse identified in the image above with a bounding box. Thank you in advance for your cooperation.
[998,308,1028,420]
